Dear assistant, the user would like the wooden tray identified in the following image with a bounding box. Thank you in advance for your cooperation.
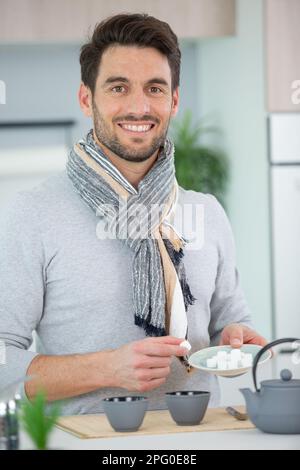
[56,406,254,439]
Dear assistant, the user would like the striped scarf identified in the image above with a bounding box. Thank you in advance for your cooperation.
[66,129,195,371]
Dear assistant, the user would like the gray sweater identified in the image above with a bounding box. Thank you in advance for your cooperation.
[0,171,252,415]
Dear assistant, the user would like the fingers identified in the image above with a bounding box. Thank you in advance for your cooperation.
[247,336,269,347]
[220,324,270,349]
[135,340,188,357]
[228,324,244,348]
[116,337,187,393]
[137,366,170,382]
[136,368,171,392]
[256,336,269,347]
[145,336,185,345]
[134,355,172,369]
[139,377,167,392]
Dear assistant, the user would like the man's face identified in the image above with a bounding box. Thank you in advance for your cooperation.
[81,45,179,162]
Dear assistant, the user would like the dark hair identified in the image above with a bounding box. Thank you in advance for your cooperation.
[80,13,181,95]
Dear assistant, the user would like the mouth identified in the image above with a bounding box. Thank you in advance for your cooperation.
[117,123,156,135]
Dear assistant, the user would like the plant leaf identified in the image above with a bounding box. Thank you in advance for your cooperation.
[19,390,61,450]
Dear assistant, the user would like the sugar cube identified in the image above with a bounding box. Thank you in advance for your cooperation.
[207,357,217,368]
[217,351,227,360]
[205,349,253,371]
[230,349,242,360]
[217,359,228,370]
[241,353,253,367]
[180,340,191,351]
[228,359,238,369]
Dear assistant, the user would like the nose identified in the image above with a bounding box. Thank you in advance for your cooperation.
[125,88,151,115]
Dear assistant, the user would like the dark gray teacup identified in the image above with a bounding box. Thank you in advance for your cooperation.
[102,396,148,432]
[165,391,210,426]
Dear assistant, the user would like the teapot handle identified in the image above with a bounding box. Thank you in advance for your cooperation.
[252,337,300,392]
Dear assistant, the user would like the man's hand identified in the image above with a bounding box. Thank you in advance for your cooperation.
[220,323,268,348]
[109,336,189,392]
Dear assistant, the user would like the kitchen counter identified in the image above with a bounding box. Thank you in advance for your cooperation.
[20,426,300,450]
[19,357,300,450]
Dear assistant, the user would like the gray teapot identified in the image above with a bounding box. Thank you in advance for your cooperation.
[240,338,300,434]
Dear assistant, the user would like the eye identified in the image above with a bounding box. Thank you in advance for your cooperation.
[112,85,125,93]
[150,86,162,94]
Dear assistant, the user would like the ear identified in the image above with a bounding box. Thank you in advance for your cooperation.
[78,82,93,117]
[170,86,179,118]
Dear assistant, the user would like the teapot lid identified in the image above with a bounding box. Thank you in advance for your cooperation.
[261,369,300,389]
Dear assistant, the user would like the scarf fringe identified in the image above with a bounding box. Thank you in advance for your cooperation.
[180,278,196,310]
[163,239,196,311]
[172,247,184,265]
[134,315,166,337]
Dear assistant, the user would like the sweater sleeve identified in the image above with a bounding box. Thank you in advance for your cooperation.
[208,195,254,346]
[0,191,44,393]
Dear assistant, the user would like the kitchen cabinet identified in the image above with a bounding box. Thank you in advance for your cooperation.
[265,0,300,112]
[0,0,235,42]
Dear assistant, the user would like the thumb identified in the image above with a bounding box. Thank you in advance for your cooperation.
[229,325,243,348]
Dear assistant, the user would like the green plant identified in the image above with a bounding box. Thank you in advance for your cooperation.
[19,390,61,450]
[170,109,229,207]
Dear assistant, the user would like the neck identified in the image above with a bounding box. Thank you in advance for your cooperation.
[93,130,159,189]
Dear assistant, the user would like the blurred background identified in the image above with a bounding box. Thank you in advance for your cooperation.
[0,0,299,404]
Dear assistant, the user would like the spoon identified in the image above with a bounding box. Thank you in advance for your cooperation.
[226,406,248,421]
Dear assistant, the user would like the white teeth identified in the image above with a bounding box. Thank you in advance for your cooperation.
[120,124,152,132]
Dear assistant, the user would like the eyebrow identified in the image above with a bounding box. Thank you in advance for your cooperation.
[102,76,169,87]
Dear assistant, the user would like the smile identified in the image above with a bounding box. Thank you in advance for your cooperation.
[117,123,155,134]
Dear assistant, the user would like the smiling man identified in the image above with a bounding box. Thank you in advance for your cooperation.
[0,13,267,415]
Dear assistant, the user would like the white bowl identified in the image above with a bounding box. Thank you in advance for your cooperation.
[188,344,272,377]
